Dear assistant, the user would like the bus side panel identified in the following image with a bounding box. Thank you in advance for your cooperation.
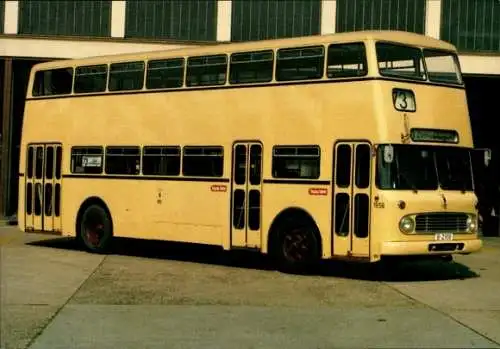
[61,179,82,238]
[63,179,228,246]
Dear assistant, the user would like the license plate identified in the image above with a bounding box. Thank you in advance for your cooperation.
[434,233,453,241]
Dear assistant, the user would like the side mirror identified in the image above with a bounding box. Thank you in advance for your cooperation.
[484,149,492,167]
[383,145,394,163]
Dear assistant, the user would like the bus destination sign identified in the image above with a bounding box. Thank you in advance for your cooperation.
[410,128,459,143]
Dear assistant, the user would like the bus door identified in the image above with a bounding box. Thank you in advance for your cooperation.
[25,144,62,233]
[230,142,263,249]
[332,141,371,257]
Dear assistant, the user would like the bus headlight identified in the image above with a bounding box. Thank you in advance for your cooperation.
[467,215,477,233]
[399,216,415,233]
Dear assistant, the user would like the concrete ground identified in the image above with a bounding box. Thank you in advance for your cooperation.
[1,225,499,349]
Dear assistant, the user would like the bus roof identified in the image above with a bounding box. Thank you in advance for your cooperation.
[32,30,457,71]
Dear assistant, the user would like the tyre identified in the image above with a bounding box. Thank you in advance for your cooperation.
[78,204,113,254]
[273,219,320,274]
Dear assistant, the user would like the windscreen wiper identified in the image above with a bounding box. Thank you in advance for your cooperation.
[398,171,418,193]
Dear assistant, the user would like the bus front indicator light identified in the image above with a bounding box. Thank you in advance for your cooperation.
[399,216,415,233]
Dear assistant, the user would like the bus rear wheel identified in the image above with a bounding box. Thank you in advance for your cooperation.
[78,204,113,254]
[274,221,320,273]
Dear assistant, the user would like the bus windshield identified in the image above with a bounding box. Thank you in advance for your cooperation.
[376,145,473,191]
[376,43,462,85]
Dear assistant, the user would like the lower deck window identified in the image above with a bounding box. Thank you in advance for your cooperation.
[182,146,224,177]
[272,146,320,179]
[105,146,141,175]
[142,146,181,176]
[71,146,104,174]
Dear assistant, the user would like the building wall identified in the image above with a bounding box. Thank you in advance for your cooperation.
[125,0,217,41]
[0,0,498,72]
[18,0,112,37]
[441,0,500,53]
[231,0,321,41]
[0,1,4,32]
[336,0,427,34]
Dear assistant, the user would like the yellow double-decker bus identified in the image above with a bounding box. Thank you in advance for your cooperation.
[18,30,483,272]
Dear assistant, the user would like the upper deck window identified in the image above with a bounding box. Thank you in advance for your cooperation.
[186,55,227,87]
[276,46,325,81]
[32,68,73,96]
[376,43,425,81]
[230,50,273,84]
[146,58,185,89]
[423,49,462,85]
[74,65,107,94]
[327,43,367,78]
[108,61,145,91]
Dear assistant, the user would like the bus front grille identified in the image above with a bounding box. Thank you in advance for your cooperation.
[415,213,468,233]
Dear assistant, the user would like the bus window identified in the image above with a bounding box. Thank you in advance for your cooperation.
[355,144,371,189]
[105,146,141,175]
[142,146,181,176]
[146,58,184,89]
[335,193,350,236]
[335,144,351,188]
[108,61,145,91]
[423,49,462,85]
[327,43,367,78]
[376,43,425,80]
[272,146,320,179]
[74,65,107,93]
[182,146,224,177]
[229,50,273,84]
[186,55,227,87]
[276,46,324,81]
[32,68,73,96]
[71,146,104,174]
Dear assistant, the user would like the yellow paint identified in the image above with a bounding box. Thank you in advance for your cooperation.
[17,31,481,262]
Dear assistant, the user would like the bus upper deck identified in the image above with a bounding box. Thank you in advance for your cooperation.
[25,30,470,146]
[27,30,463,96]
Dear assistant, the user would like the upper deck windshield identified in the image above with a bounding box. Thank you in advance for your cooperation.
[376,145,473,191]
[376,42,463,85]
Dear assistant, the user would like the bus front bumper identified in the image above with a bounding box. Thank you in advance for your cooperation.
[380,238,482,256]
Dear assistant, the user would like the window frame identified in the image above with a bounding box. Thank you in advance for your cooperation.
[32,68,74,97]
[104,146,141,175]
[142,145,182,176]
[186,54,228,87]
[272,145,321,179]
[108,61,146,92]
[229,49,274,85]
[326,42,368,79]
[182,146,224,177]
[375,41,427,81]
[146,57,185,90]
[74,64,108,94]
[275,45,325,82]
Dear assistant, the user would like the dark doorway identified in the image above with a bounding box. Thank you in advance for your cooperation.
[1,58,47,218]
[464,74,500,236]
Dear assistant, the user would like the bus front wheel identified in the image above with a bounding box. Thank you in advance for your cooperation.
[273,220,320,274]
[78,204,113,254]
